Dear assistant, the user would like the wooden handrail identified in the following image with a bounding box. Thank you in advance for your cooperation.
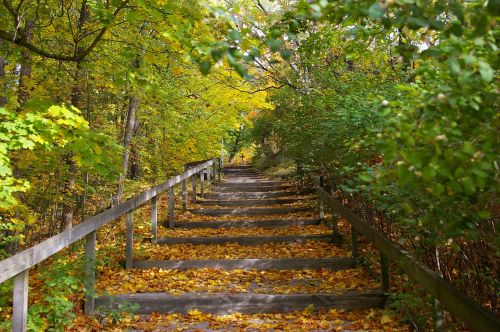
[317,186,500,332]
[0,159,217,283]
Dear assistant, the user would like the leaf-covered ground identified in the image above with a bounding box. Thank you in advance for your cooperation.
[134,240,349,260]
[156,225,330,238]
[96,268,379,295]
[72,308,410,331]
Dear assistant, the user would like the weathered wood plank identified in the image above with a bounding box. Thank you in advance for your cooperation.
[213,186,293,193]
[317,187,500,332]
[191,174,197,204]
[205,192,302,200]
[94,291,386,314]
[155,234,332,245]
[0,159,217,283]
[181,179,187,210]
[168,187,174,229]
[174,218,320,229]
[217,182,287,187]
[151,196,158,243]
[84,231,96,314]
[132,257,355,270]
[12,270,29,332]
[189,207,310,216]
[125,211,134,270]
[200,171,204,197]
[198,198,303,207]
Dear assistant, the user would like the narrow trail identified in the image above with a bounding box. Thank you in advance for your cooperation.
[82,166,409,331]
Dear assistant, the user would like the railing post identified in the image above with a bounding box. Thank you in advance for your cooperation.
[218,158,222,181]
[84,231,96,314]
[151,196,158,243]
[352,228,359,265]
[207,166,211,187]
[212,160,217,182]
[168,186,175,228]
[434,298,445,332]
[125,211,134,269]
[199,170,204,198]
[318,176,324,220]
[191,174,197,203]
[13,270,29,332]
[380,252,390,292]
[181,179,187,211]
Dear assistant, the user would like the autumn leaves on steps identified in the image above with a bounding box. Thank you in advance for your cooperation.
[94,166,386,317]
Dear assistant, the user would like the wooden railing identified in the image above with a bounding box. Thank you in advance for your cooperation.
[0,158,220,332]
[317,186,500,332]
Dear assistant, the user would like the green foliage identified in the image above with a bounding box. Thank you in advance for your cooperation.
[26,253,84,331]
[0,105,121,209]
[251,0,499,246]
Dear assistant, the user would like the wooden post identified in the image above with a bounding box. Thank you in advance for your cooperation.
[84,231,96,314]
[151,196,158,243]
[218,158,222,181]
[207,167,211,187]
[212,161,217,182]
[125,211,134,269]
[434,298,445,332]
[380,252,390,292]
[13,270,29,332]
[318,176,324,220]
[181,179,187,211]
[200,171,204,198]
[191,175,197,203]
[168,186,174,228]
[352,228,359,265]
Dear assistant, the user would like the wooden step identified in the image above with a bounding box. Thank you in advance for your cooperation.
[220,179,271,184]
[218,182,285,187]
[199,198,303,207]
[155,234,332,245]
[189,207,310,216]
[213,186,293,193]
[205,192,303,199]
[132,257,355,270]
[94,291,386,314]
[174,218,320,229]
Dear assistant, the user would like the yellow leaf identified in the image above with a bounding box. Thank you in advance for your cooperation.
[381,314,393,324]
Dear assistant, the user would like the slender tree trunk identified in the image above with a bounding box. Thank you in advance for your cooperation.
[0,39,7,107]
[62,2,89,229]
[116,95,138,202]
[17,20,35,108]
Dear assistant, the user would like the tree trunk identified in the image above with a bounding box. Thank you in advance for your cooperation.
[116,95,138,203]
[17,20,35,108]
[0,39,7,107]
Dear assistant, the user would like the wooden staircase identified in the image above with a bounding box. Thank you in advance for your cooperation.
[94,166,386,316]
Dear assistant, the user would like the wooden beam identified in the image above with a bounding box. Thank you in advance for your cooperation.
[12,270,29,332]
[200,171,204,198]
[317,187,500,332]
[132,257,355,270]
[151,196,158,243]
[94,291,386,315]
[168,187,174,229]
[191,174,197,203]
[125,211,134,270]
[181,179,187,211]
[174,218,320,229]
[84,231,96,314]
[155,234,332,246]
[0,159,216,283]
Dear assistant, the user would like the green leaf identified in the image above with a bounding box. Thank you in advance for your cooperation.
[229,29,242,42]
[368,2,384,19]
[478,61,494,82]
